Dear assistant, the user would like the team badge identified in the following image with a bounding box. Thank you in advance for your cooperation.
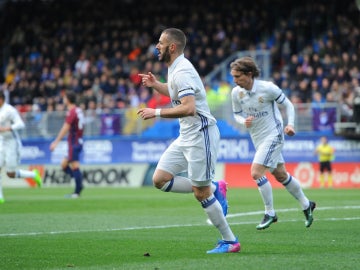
[258,96,264,103]
[239,92,245,99]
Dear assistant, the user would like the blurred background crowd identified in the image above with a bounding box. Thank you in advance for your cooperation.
[0,0,359,131]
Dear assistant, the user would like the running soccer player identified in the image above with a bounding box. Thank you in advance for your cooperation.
[229,56,316,229]
[138,28,240,254]
[0,91,42,204]
[50,90,84,198]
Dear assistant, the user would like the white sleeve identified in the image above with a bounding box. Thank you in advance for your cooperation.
[231,88,246,125]
[233,113,246,125]
[281,97,295,126]
[10,108,25,130]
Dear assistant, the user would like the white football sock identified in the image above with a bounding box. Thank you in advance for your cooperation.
[283,174,310,210]
[202,195,236,241]
[257,176,275,216]
[16,169,36,179]
[160,175,193,193]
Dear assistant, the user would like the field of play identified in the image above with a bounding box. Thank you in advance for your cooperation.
[1,187,359,270]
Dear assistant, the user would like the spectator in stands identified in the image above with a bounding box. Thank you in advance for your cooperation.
[147,90,171,109]
[353,87,360,133]
[0,0,359,136]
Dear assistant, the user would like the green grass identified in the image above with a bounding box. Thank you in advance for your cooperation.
[0,187,359,270]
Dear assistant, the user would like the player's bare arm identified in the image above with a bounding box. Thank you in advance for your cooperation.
[138,95,195,120]
[0,126,11,132]
[50,123,71,151]
[139,72,169,96]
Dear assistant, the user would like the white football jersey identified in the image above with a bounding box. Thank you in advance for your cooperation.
[231,79,292,147]
[168,54,216,142]
[0,103,25,141]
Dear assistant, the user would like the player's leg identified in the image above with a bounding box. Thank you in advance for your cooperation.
[273,163,316,227]
[0,169,4,204]
[252,140,279,229]
[326,162,333,188]
[66,144,83,197]
[319,162,325,187]
[153,139,193,193]
[193,184,240,254]
[188,127,239,253]
[5,139,42,187]
[62,158,73,178]
[0,148,5,203]
[154,132,228,216]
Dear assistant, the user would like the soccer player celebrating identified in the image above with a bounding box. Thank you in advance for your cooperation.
[0,91,42,203]
[229,56,316,229]
[138,28,239,254]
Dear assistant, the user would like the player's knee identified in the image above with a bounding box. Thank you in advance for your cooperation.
[6,172,15,178]
[273,171,288,182]
[251,171,262,181]
[152,177,164,190]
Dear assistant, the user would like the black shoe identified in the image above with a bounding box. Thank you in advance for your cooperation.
[303,201,316,228]
[256,214,278,230]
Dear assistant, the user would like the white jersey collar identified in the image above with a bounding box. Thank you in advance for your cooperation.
[169,54,185,73]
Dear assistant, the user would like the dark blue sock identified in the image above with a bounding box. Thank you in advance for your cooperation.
[63,166,73,177]
[72,169,83,194]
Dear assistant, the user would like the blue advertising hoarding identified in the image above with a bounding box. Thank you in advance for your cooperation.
[21,135,360,165]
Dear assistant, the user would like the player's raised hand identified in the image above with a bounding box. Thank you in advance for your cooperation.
[139,72,157,88]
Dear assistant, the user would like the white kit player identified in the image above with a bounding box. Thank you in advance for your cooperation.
[0,91,42,204]
[138,28,240,254]
[230,56,316,230]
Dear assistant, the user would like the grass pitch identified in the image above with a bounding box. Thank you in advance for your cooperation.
[0,186,359,270]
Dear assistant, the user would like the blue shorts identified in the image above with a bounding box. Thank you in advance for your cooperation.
[68,144,83,162]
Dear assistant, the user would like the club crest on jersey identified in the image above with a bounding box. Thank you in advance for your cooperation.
[239,92,245,99]
[258,96,264,103]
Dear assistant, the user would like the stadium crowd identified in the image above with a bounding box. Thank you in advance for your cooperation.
[0,0,359,124]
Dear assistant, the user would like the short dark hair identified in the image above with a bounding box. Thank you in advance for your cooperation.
[162,28,186,53]
[65,90,77,104]
[230,56,260,78]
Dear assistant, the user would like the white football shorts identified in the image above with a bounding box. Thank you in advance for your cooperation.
[156,124,220,187]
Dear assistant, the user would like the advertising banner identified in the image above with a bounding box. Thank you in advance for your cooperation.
[224,162,360,188]
[4,164,149,188]
[20,136,360,165]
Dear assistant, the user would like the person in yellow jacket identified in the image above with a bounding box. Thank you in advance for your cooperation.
[315,136,335,188]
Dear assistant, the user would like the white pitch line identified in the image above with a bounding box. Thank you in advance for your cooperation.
[226,205,360,218]
[1,205,359,238]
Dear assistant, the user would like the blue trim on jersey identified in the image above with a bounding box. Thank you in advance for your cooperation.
[178,92,195,99]
[201,196,216,208]
[275,93,286,104]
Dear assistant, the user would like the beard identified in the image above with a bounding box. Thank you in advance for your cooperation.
[159,46,171,63]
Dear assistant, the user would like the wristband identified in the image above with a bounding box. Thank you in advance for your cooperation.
[155,108,161,117]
